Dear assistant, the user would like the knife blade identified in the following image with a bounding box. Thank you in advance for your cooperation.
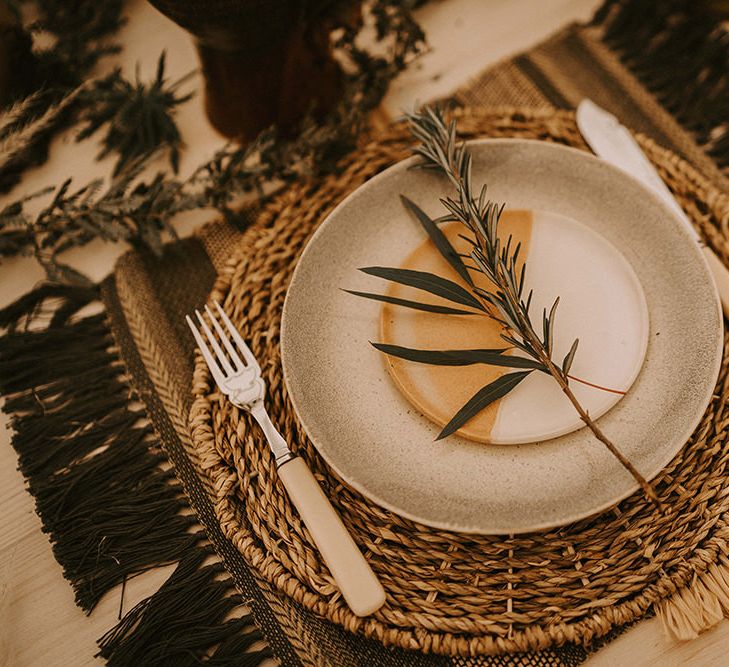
[576,98,728,319]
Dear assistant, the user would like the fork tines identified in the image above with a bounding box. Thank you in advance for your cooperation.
[186,301,258,384]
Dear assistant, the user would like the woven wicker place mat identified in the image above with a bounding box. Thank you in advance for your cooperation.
[189,107,729,656]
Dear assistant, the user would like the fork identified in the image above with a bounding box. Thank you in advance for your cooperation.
[187,301,386,617]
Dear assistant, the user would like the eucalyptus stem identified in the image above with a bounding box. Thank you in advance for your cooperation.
[406,107,662,510]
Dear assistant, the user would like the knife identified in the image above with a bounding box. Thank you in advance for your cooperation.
[576,99,729,319]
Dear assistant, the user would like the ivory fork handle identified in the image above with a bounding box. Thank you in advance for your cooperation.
[277,456,386,617]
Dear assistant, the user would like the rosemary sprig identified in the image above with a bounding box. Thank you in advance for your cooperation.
[353,107,660,508]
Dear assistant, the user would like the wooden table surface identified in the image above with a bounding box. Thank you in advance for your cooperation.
[1,1,727,664]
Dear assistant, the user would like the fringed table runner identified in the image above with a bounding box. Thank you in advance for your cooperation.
[2,6,728,666]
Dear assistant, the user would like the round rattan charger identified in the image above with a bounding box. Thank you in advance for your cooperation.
[189,107,729,656]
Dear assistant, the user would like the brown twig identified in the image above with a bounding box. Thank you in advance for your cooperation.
[536,338,662,511]
[493,219,663,511]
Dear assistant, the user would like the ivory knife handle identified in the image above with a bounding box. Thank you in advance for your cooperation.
[277,456,386,617]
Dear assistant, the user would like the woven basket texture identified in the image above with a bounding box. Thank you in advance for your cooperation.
[189,107,729,656]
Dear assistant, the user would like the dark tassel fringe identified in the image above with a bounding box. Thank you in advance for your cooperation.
[97,548,272,666]
[0,282,272,665]
[594,0,729,171]
[0,282,99,330]
[0,284,199,613]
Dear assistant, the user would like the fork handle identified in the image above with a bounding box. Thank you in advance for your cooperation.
[277,457,386,616]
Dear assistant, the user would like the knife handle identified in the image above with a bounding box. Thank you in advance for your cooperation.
[277,456,386,616]
[702,246,729,320]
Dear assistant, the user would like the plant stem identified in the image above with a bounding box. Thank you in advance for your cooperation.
[462,255,662,507]
[545,355,663,511]
[498,267,663,509]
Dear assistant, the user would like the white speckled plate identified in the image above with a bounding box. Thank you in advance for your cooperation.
[280,139,723,534]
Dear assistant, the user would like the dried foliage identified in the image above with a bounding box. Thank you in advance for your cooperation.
[76,53,194,175]
[0,0,425,277]
[0,0,126,191]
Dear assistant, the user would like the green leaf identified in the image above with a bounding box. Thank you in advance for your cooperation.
[547,297,559,357]
[437,371,532,439]
[525,289,534,314]
[562,338,579,376]
[360,266,485,311]
[372,342,545,369]
[400,194,473,286]
[343,290,477,316]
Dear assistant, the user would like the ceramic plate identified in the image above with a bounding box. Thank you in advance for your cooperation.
[281,139,723,534]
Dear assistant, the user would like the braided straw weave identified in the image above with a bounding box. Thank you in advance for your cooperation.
[189,107,729,656]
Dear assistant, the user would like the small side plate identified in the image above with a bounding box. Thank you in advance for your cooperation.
[380,209,650,444]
